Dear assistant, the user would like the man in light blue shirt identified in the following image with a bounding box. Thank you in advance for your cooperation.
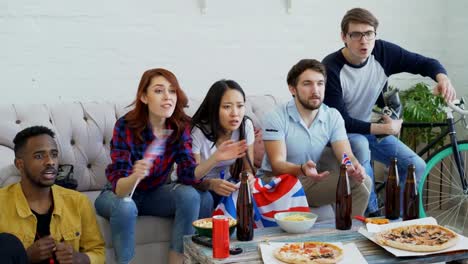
[258,59,371,216]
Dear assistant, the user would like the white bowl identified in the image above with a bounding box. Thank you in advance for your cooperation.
[274,212,318,233]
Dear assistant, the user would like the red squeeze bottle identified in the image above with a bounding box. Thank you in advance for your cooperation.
[212,215,230,259]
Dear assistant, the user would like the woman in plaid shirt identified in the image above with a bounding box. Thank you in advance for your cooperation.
[95,68,247,264]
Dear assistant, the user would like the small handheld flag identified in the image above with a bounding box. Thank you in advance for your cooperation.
[342,152,352,166]
[127,129,173,200]
[144,129,173,163]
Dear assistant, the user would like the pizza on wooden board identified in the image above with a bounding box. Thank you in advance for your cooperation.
[375,224,459,252]
[273,241,343,264]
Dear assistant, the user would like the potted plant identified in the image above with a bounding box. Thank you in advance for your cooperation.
[398,82,446,155]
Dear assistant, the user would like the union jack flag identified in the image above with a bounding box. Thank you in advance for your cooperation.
[212,174,310,228]
[342,152,352,166]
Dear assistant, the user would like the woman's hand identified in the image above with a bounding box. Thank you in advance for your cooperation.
[215,140,248,162]
[131,159,151,181]
[209,179,238,196]
[239,171,256,185]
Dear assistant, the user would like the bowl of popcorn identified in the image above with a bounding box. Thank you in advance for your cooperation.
[274,212,318,233]
[192,217,237,237]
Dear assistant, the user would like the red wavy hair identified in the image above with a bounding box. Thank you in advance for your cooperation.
[125,68,190,143]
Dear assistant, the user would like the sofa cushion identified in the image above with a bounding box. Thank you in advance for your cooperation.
[0,96,278,193]
[48,103,119,192]
[0,164,20,187]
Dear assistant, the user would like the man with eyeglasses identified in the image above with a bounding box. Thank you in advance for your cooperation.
[322,7,456,217]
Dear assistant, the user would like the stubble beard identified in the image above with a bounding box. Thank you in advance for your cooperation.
[297,93,322,111]
[24,167,54,188]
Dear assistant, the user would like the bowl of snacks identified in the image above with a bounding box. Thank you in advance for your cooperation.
[274,212,318,233]
[192,217,237,237]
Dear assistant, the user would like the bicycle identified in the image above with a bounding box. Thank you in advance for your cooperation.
[401,98,468,235]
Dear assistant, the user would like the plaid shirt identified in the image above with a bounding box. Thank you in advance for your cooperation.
[106,116,199,192]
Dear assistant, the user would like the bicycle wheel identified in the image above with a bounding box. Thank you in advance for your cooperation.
[419,140,468,235]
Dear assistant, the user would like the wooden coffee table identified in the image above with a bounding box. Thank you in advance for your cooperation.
[184,219,468,264]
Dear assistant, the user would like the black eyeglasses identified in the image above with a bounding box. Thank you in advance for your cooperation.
[348,31,376,41]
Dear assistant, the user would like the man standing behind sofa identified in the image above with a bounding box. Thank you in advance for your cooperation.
[322,7,456,217]
[258,59,372,217]
[0,126,105,264]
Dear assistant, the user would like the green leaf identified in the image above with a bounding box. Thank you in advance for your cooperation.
[399,82,446,152]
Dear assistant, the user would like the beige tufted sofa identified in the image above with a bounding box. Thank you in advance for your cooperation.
[0,95,335,263]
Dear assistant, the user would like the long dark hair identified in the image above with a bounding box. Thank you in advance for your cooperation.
[125,68,190,143]
[191,79,251,180]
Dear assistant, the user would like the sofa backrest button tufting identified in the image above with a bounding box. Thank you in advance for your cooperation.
[15,120,21,124]
[87,164,92,169]
[71,139,75,145]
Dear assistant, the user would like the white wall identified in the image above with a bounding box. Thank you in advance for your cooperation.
[1,0,466,105]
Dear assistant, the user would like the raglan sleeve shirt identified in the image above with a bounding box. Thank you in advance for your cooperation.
[322,55,372,134]
[323,39,447,135]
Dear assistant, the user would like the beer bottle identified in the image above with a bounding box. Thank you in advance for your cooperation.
[336,164,352,230]
[236,171,253,241]
[403,164,419,220]
[385,158,400,220]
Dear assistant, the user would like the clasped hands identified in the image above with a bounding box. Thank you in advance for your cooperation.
[27,236,78,264]
[301,160,365,183]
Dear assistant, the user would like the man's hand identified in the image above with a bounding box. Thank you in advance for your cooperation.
[26,236,56,263]
[301,160,330,181]
[215,140,248,162]
[55,242,90,264]
[434,74,456,102]
[346,163,365,183]
[55,242,74,264]
[209,178,238,196]
[382,115,402,135]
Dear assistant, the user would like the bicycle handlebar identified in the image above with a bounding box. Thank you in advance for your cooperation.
[447,100,468,116]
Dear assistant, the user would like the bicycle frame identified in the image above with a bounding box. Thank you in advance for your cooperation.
[403,106,467,193]
[445,109,467,193]
[401,121,448,158]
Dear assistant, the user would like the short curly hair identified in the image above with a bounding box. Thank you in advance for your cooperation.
[13,126,55,157]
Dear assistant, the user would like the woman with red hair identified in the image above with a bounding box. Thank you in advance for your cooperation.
[95,68,247,264]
